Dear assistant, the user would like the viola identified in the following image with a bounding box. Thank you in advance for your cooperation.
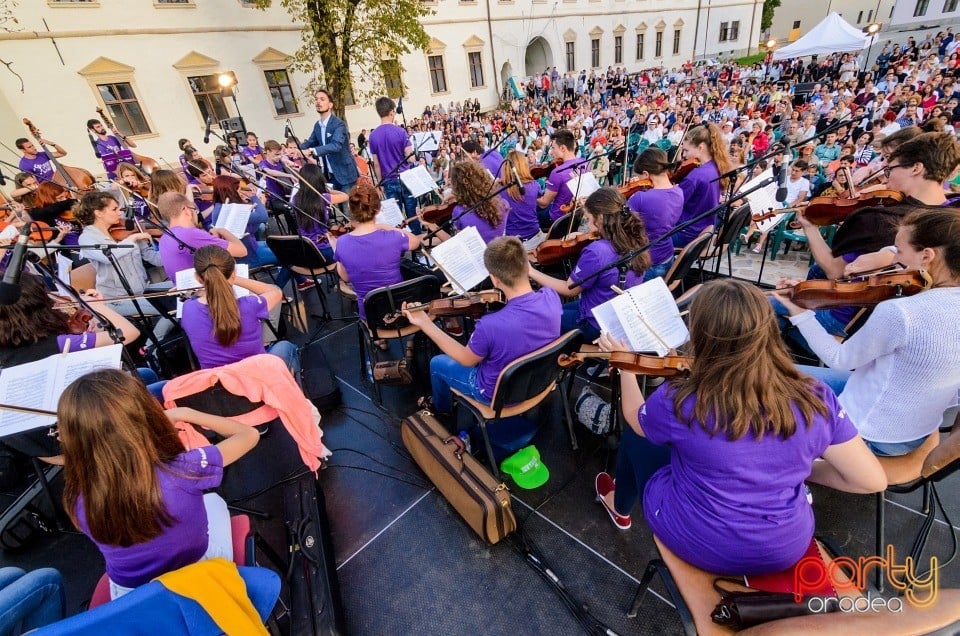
[802,190,904,227]
[419,199,458,225]
[530,231,599,267]
[558,350,693,377]
[669,158,701,183]
[95,107,159,173]
[385,290,505,325]
[773,268,932,310]
[22,118,96,195]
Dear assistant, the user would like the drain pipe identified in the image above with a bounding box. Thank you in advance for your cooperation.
[692,0,703,62]
[485,0,501,101]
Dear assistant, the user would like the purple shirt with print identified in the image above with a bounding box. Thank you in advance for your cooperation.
[546,157,584,221]
[76,445,224,588]
[158,226,229,281]
[628,186,685,265]
[453,205,506,244]
[639,382,857,575]
[335,229,409,321]
[467,287,561,397]
[182,294,269,369]
[368,124,411,183]
[19,153,54,181]
[571,239,619,329]
[501,181,542,239]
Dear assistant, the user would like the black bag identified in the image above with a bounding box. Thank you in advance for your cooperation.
[282,474,346,636]
[0,466,62,551]
[143,331,196,378]
[710,578,836,630]
[299,341,342,413]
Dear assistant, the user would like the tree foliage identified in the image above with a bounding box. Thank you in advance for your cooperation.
[761,0,781,32]
[256,0,432,118]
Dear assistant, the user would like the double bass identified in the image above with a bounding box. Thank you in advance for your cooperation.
[95,107,159,173]
[22,119,95,196]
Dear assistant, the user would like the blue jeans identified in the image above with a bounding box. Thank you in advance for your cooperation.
[240,241,291,289]
[430,354,487,414]
[865,437,929,456]
[613,427,671,516]
[0,567,65,635]
[795,364,851,396]
[383,180,420,233]
[267,340,300,377]
[560,300,598,342]
[643,257,675,283]
[136,368,168,402]
[771,297,848,357]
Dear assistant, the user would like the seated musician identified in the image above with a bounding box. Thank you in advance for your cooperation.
[291,163,348,263]
[536,129,582,228]
[10,172,38,205]
[210,175,274,268]
[257,140,298,224]
[423,160,506,245]
[529,188,649,342]
[114,161,151,220]
[184,152,216,221]
[593,279,886,575]
[772,131,960,351]
[626,148,684,280]
[180,245,299,374]
[403,236,561,416]
[330,183,420,324]
[22,182,81,251]
[775,208,960,457]
[242,131,265,165]
[57,369,258,599]
[76,192,175,337]
[499,150,545,250]
[156,192,247,282]
[671,123,731,248]
[147,169,190,212]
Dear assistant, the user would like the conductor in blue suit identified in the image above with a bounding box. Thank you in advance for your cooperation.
[300,89,359,197]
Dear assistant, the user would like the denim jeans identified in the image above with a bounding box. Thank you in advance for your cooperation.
[383,179,420,234]
[771,297,848,357]
[560,300,598,342]
[0,567,65,634]
[239,241,291,289]
[795,364,851,396]
[430,354,487,414]
[643,257,675,283]
[267,340,300,377]
[612,427,671,516]
[135,367,168,402]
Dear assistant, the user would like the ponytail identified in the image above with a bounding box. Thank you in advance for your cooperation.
[685,123,732,190]
[193,245,241,346]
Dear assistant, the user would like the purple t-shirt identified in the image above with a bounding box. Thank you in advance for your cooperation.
[628,186,685,265]
[19,152,54,181]
[259,158,288,198]
[453,205,506,244]
[675,160,721,246]
[242,145,264,163]
[501,181,542,239]
[639,382,857,575]
[368,124,410,183]
[480,149,504,179]
[547,157,584,221]
[467,287,561,396]
[56,332,97,352]
[182,294,269,369]
[158,226,229,281]
[571,239,618,329]
[77,445,224,588]
[335,229,409,321]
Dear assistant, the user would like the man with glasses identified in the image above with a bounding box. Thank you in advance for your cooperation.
[155,192,247,282]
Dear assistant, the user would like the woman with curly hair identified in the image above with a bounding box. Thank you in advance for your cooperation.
[427,159,507,244]
[528,187,650,341]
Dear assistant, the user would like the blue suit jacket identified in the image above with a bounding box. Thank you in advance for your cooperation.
[300,114,359,187]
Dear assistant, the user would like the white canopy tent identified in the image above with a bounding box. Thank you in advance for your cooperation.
[772,13,869,60]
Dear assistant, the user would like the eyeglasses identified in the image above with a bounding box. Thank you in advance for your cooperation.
[882,163,910,177]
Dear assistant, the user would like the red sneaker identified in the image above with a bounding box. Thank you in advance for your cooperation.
[595,472,631,530]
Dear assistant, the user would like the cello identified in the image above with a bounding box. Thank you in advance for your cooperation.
[22,118,95,196]
[96,107,160,173]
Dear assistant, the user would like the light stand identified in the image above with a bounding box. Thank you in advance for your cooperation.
[218,73,246,138]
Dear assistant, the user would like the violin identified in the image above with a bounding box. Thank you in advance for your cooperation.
[529,158,560,180]
[669,158,701,183]
[66,307,95,335]
[802,189,904,227]
[328,222,355,237]
[108,219,163,241]
[419,199,458,225]
[773,268,932,310]
[618,177,653,199]
[530,231,599,267]
[385,290,505,325]
[95,107,159,173]
[22,119,96,195]
[558,350,693,377]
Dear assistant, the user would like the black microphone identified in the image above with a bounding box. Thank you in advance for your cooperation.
[203,116,212,145]
[510,163,526,195]
[0,166,6,186]
[0,224,32,305]
[775,149,790,203]
[284,125,293,139]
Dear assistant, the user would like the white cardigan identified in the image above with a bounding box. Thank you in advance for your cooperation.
[791,287,960,443]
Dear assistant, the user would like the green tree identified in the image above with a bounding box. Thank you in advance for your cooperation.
[761,0,781,32]
[256,0,432,119]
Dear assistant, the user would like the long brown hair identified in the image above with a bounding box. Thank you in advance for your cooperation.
[59,369,185,546]
[685,123,732,190]
[449,159,506,227]
[500,150,533,202]
[902,206,960,279]
[212,175,243,204]
[670,279,829,441]
[0,273,70,347]
[148,169,185,207]
[584,187,651,274]
[193,245,241,345]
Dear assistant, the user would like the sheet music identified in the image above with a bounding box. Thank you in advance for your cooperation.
[0,344,122,436]
[566,172,601,199]
[428,226,489,294]
[211,203,252,239]
[741,167,784,231]
[411,131,442,153]
[399,165,438,198]
[592,277,688,356]
[174,264,251,319]
[377,198,407,229]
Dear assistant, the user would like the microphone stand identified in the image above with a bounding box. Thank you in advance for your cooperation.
[569,177,776,291]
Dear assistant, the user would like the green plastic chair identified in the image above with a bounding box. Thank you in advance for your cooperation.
[769,213,837,263]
